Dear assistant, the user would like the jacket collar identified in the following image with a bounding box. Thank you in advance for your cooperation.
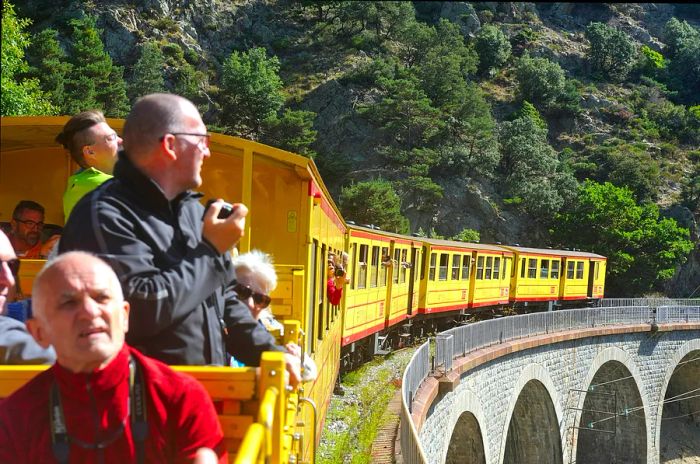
[53,344,131,398]
[113,150,202,212]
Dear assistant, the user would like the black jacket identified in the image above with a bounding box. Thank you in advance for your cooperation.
[59,152,283,365]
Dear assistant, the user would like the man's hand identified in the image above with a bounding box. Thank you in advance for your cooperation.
[202,200,248,254]
[284,352,301,388]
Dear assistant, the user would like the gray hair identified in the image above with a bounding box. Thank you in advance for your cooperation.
[231,250,277,292]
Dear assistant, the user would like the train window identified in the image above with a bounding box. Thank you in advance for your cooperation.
[527,259,537,279]
[379,246,389,287]
[307,241,317,353]
[415,248,421,282]
[358,245,368,289]
[439,254,449,281]
[551,260,560,279]
[429,253,436,281]
[493,257,501,280]
[476,256,484,280]
[451,255,460,280]
[393,249,401,283]
[401,249,408,283]
[520,258,526,278]
[503,258,510,280]
[567,261,575,279]
[461,255,470,280]
[576,261,584,279]
[483,257,492,279]
[370,246,379,288]
[595,262,600,279]
[540,259,549,279]
[318,244,326,341]
[351,243,357,289]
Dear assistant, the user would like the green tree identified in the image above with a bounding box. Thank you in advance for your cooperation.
[452,228,480,242]
[499,113,576,217]
[339,179,409,233]
[361,76,442,151]
[435,83,499,178]
[585,22,636,81]
[663,18,700,58]
[1,0,54,115]
[474,24,511,74]
[515,54,566,109]
[415,19,478,112]
[667,36,700,105]
[129,41,166,101]
[25,28,72,111]
[513,101,547,130]
[261,109,318,158]
[65,15,129,116]
[220,47,284,138]
[553,181,693,296]
[397,175,443,214]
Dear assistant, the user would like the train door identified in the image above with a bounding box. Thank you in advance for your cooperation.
[587,261,596,298]
[406,247,418,315]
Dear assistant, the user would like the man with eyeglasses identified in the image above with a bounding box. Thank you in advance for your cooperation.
[58,93,300,385]
[7,200,60,259]
[56,110,123,220]
[0,230,55,364]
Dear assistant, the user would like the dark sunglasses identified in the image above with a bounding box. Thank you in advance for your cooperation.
[234,283,271,308]
[1,258,20,276]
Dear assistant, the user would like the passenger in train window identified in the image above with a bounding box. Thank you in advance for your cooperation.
[0,230,56,364]
[327,256,348,306]
[232,250,316,381]
[5,200,60,259]
[58,93,301,387]
[56,110,122,221]
[0,252,225,462]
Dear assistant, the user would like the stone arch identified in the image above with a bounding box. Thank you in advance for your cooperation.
[574,347,650,464]
[499,363,564,464]
[442,389,490,464]
[655,338,700,462]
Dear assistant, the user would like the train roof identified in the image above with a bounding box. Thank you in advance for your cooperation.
[500,245,606,259]
[421,237,513,254]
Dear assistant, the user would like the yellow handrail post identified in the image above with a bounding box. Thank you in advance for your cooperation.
[259,351,286,464]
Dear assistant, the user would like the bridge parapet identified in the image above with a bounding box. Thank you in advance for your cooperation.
[399,300,700,464]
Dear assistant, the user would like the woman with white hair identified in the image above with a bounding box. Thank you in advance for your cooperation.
[231,250,316,381]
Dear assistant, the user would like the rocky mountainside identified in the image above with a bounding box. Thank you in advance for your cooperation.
[12,1,700,296]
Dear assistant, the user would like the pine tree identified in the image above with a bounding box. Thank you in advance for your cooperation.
[26,28,72,112]
[129,42,166,101]
[65,15,128,116]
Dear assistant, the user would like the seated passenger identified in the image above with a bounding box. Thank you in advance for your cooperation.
[232,250,317,381]
[0,251,225,462]
[0,231,55,364]
[56,110,122,220]
[7,200,59,259]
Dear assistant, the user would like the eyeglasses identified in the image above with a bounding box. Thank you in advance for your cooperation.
[234,283,271,309]
[14,218,44,229]
[87,132,119,146]
[159,132,210,149]
[1,258,20,277]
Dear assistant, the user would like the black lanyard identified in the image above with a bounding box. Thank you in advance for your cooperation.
[49,355,149,464]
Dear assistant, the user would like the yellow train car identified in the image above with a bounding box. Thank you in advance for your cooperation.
[503,246,607,305]
[1,115,348,462]
[342,225,422,357]
[560,251,607,302]
[417,239,512,314]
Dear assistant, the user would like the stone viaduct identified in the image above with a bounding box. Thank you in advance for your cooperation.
[403,312,700,464]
